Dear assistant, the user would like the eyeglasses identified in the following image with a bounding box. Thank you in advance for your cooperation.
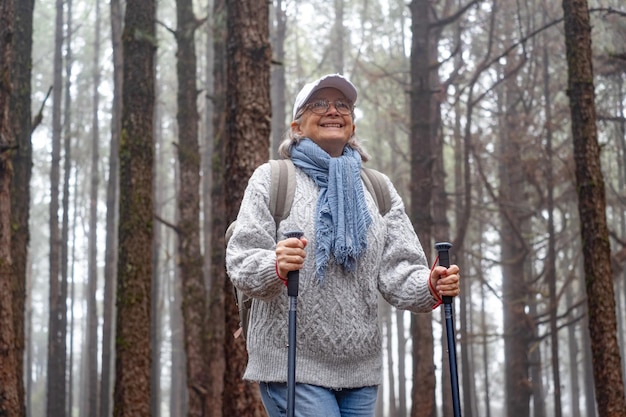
[300,99,353,116]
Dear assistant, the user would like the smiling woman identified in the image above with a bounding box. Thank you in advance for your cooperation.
[226,73,461,417]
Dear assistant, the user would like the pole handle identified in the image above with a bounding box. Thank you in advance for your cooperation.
[283,231,304,297]
[435,242,453,305]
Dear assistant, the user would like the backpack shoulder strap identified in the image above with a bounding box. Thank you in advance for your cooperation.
[268,159,296,224]
[360,167,392,216]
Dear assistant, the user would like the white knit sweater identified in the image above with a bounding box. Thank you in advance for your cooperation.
[225,162,438,389]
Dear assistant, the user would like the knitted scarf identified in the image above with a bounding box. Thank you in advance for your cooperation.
[290,139,372,282]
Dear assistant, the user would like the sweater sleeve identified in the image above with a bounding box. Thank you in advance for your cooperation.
[376,176,439,313]
[225,163,285,301]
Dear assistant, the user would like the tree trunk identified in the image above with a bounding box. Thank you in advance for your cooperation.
[113,0,156,414]
[499,27,532,416]
[566,276,581,417]
[542,5,561,415]
[0,0,21,413]
[396,309,407,417]
[47,0,67,414]
[331,0,345,73]
[175,1,211,415]
[86,2,101,416]
[101,1,123,416]
[170,261,188,417]
[223,1,272,416]
[10,0,35,414]
[202,0,215,296]
[562,0,626,415]
[206,0,227,415]
[150,72,163,417]
[270,0,287,157]
[409,1,435,416]
[61,2,74,415]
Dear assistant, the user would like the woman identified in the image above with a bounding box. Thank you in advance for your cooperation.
[226,73,461,417]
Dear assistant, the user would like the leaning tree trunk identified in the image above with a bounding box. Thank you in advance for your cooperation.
[562,0,626,415]
[223,1,272,416]
[113,0,156,415]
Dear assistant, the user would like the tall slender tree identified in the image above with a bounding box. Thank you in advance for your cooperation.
[562,0,626,415]
[270,0,287,157]
[113,0,156,415]
[174,0,211,415]
[61,0,73,414]
[207,0,227,416]
[85,1,102,415]
[47,0,67,414]
[223,1,272,416]
[100,0,123,416]
[499,46,533,417]
[409,1,436,415]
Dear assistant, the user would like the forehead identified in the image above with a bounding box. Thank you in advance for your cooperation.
[309,87,349,101]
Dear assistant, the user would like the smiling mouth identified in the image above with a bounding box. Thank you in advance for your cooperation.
[320,123,343,128]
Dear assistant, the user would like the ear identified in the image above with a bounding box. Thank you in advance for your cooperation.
[291,120,301,135]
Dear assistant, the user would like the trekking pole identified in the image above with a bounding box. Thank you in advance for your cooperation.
[435,242,462,417]
[284,230,304,417]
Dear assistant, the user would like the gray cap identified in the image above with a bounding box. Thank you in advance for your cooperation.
[292,74,357,119]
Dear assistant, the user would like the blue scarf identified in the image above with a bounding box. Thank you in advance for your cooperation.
[291,139,372,283]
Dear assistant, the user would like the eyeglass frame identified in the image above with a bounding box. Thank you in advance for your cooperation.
[295,99,355,119]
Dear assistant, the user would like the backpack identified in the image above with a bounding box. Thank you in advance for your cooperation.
[226,159,392,340]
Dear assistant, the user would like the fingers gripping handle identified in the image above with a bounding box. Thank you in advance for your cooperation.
[435,242,453,305]
[283,231,304,297]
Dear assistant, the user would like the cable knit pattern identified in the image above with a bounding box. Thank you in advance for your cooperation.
[226,162,438,389]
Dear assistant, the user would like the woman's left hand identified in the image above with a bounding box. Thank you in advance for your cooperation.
[429,264,461,300]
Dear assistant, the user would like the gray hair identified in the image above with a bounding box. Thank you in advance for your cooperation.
[277,115,371,162]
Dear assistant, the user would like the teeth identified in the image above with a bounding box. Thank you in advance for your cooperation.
[322,124,342,127]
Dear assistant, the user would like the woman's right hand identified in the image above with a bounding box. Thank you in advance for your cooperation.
[275,236,308,280]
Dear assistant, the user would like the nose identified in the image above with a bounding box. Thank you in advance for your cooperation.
[326,101,340,114]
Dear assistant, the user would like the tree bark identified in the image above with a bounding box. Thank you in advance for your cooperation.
[175,0,211,415]
[10,0,35,414]
[409,1,436,416]
[47,0,67,414]
[562,0,626,415]
[113,0,156,415]
[270,0,287,157]
[0,0,21,412]
[206,0,227,415]
[223,1,272,416]
[101,1,123,416]
[86,2,101,416]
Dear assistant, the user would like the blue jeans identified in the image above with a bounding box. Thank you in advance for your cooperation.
[259,382,378,417]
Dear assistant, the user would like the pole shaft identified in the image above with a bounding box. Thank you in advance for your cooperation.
[283,231,303,417]
[435,242,462,417]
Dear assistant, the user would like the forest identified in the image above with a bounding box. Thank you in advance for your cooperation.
[1,0,626,416]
